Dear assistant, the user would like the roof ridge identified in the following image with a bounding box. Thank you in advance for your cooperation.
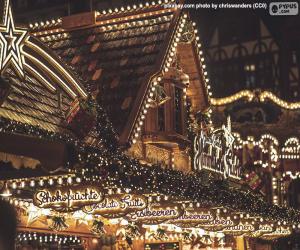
[28,0,178,32]
[119,7,183,145]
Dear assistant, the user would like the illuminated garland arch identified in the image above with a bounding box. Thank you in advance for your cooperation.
[211,90,300,110]
[0,0,88,100]
[233,133,279,169]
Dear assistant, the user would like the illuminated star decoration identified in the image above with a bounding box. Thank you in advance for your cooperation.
[27,204,50,226]
[72,210,93,228]
[0,0,27,77]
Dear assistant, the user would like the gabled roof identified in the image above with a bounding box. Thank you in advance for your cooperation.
[30,2,211,145]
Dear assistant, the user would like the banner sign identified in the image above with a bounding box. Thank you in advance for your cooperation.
[33,186,103,212]
[127,203,183,224]
[83,194,147,218]
[194,117,241,179]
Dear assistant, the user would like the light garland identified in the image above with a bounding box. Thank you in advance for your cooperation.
[1,115,300,224]
[282,171,300,180]
[129,12,189,144]
[211,90,255,106]
[234,133,279,169]
[29,0,176,32]
[280,137,300,159]
[16,231,82,245]
[235,133,300,161]
[211,89,300,110]
[6,191,300,239]
[260,91,300,110]
[98,0,172,15]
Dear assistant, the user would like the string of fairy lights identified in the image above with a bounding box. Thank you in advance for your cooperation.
[1,109,300,227]
[29,0,178,31]
[234,133,300,164]
[6,193,295,244]
[211,89,300,110]
[233,132,300,206]
[17,232,82,246]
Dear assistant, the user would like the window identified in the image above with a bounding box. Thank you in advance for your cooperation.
[244,63,256,88]
[174,87,183,134]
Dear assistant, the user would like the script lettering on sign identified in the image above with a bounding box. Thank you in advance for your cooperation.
[33,186,103,212]
[83,194,147,218]
[168,209,215,227]
[223,223,256,236]
[196,216,237,232]
[257,224,276,234]
[194,117,241,179]
[127,204,183,224]
[246,224,275,237]
[261,226,292,239]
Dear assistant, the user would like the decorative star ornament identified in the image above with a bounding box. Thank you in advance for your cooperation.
[0,0,27,77]
[72,210,93,227]
[26,204,49,226]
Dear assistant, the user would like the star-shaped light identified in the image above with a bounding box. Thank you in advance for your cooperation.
[72,210,93,227]
[0,0,27,77]
[26,204,50,226]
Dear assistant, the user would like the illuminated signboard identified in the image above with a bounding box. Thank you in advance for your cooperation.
[194,117,241,179]
[33,186,103,212]
[83,194,147,218]
[127,204,183,224]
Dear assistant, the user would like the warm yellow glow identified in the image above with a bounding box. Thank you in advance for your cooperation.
[260,91,300,109]
[26,40,87,99]
[211,90,255,106]
[23,51,77,98]
[212,90,300,110]
[0,0,28,77]
[23,61,56,92]
[0,0,88,101]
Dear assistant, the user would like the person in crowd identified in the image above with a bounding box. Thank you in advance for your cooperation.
[0,199,17,250]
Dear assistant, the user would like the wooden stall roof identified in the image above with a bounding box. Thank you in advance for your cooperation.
[0,68,73,133]
[32,7,178,142]
[0,0,210,146]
